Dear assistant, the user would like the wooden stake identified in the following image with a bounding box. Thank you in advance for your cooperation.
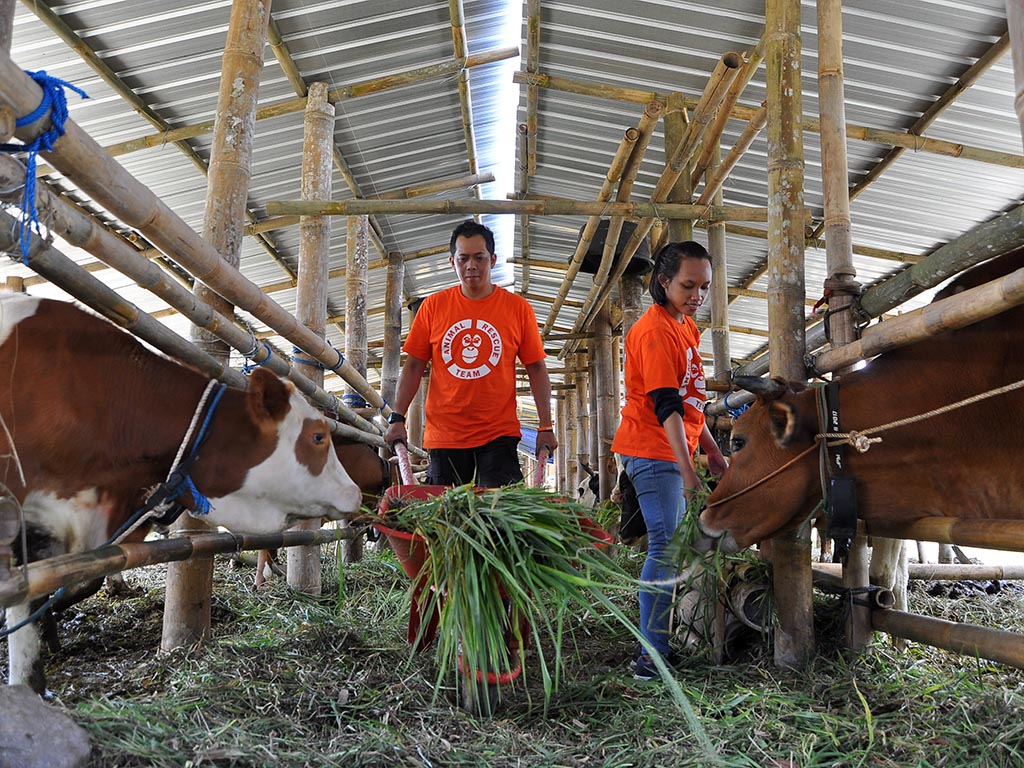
[765,0,814,671]
[165,0,271,654]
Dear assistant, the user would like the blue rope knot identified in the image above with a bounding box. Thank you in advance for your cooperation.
[290,344,324,369]
[242,340,274,374]
[0,70,88,265]
[722,392,751,418]
[183,475,211,515]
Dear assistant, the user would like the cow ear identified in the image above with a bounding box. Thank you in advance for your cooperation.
[246,367,292,429]
[767,400,801,448]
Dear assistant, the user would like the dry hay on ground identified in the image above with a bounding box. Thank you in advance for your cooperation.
[2,549,1024,767]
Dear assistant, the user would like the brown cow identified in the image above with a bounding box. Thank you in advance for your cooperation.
[694,250,1024,609]
[0,294,363,691]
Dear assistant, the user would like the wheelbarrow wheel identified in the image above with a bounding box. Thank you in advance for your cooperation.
[460,669,501,717]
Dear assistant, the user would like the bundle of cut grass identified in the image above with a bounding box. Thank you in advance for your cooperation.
[380,485,625,706]
[378,483,714,753]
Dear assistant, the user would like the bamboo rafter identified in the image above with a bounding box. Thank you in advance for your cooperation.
[512,69,1024,170]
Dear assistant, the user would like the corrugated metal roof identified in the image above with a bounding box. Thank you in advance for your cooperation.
[2,0,1022,399]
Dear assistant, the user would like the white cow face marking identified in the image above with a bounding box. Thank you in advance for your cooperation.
[204,389,361,534]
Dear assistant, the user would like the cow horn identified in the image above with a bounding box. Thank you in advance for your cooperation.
[732,375,786,400]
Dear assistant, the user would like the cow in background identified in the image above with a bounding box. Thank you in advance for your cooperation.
[254,436,398,587]
[693,249,1024,613]
[0,294,363,691]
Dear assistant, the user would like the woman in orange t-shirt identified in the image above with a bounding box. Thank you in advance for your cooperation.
[611,241,728,680]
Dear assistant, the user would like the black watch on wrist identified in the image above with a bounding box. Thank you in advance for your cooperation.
[387,412,406,424]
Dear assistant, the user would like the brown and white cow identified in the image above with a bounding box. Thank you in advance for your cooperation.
[693,249,1024,609]
[0,293,363,690]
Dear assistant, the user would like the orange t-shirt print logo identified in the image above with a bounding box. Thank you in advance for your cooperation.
[441,318,503,380]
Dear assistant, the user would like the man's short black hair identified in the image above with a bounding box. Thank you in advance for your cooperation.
[449,220,496,256]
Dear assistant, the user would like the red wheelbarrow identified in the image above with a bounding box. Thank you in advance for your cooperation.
[375,445,611,714]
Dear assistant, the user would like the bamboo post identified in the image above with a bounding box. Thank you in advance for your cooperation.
[564,375,578,495]
[343,214,370,565]
[525,0,541,176]
[620,274,644,337]
[556,397,568,492]
[765,0,813,671]
[707,146,731,385]
[1009,0,1024,150]
[164,0,270,654]
[0,0,12,55]
[587,360,600,477]
[665,92,693,241]
[381,251,405,413]
[593,301,616,500]
[575,358,590,488]
[287,81,335,594]
[817,0,870,653]
[518,123,532,294]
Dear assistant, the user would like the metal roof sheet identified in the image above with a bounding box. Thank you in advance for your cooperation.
[2,0,1021,399]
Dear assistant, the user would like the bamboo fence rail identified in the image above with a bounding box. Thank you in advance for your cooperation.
[0,527,362,610]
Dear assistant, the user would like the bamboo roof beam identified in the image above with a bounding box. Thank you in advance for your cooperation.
[265,197,771,221]
[697,102,769,206]
[513,194,922,263]
[513,70,1024,170]
[538,107,650,335]
[691,37,766,188]
[561,51,744,358]
[37,45,520,172]
[810,30,1012,240]
[246,172,495,236]
[569,97,666,345]
[24,0,297,281]
[266,18,388,264]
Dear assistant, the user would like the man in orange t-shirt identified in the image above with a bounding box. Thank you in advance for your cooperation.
[384,221,557,486]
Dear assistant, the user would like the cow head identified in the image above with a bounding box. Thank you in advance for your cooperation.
[694,378,821,554]
[199,368,363,534]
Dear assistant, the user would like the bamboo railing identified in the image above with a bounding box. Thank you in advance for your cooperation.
[0,527,363,610]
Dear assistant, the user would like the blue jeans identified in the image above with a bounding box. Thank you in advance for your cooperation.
[622,455,685,657]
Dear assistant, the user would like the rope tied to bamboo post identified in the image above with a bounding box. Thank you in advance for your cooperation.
[241,339,275,374]
[0,71,88,264]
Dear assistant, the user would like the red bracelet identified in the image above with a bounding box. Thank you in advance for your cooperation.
[537,426,553,432]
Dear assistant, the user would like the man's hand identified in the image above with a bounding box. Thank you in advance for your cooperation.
[536,429,558,457]
[384,422,408,447]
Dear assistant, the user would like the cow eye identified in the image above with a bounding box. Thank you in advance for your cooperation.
[312,431,326,445]
[730,436,746,453]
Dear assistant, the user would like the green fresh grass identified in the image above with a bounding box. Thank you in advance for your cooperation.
[6,544,1024,767]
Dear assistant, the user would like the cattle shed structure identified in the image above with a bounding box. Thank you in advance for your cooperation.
[1,0,1024,677]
